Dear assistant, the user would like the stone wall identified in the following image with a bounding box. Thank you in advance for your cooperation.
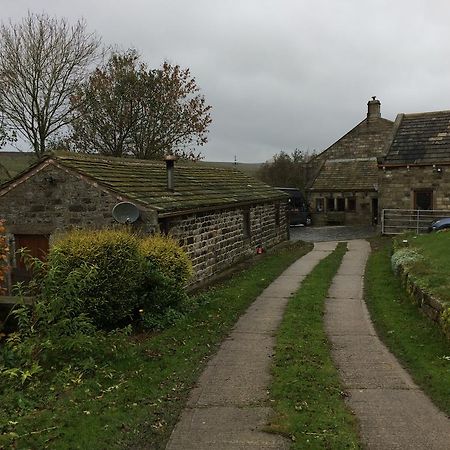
[309,191,377,226]
[166,202,289,283]
[316,118,393,161]
[0,163,288,285]
[379,165,450,211]
[396,259,449,338]
[0,164,157,238]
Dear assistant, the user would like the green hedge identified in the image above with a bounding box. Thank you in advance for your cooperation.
[140,234,193,284]
[44,229,145,328]
[41,229,193,329]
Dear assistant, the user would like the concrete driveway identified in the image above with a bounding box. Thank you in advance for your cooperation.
[290,225,378,242]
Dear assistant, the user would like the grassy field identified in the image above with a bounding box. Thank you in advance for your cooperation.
[395,231,450,306]
[0,241,312,450]
[365,238,450,415]
[269,243,361,449]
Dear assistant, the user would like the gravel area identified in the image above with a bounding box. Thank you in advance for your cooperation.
[290,225,378,242]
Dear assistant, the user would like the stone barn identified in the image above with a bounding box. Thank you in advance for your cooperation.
[308,97,394,225]
[378,109,450,231]
[0,153,288,286]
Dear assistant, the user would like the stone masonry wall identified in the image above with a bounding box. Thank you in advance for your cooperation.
[166,202,289,283]
[0,162,288,284]
[0,164,156,238]
[309,191,377,226]
[379,165,450,211]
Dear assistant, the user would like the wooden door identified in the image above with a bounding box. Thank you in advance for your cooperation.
[11,234,49,285]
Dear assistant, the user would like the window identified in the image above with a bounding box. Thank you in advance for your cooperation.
[315,198,324,212]
[414,190,433,210]
[326,198,334,211]
[347,198,356,211]
[243,209,251,238]
[336,198,345,211]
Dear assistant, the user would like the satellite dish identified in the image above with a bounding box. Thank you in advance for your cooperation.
[112,202,140,224]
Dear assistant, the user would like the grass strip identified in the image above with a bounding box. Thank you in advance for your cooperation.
[269,242,361,449]
[365,239,450,415]
[1,240,313,450]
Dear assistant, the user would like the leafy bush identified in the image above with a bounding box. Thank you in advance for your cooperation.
[44,229,145,328]
[140,234,193,284]
[391,247,423,274]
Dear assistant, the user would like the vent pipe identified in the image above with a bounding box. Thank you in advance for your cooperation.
[164,154,177,191]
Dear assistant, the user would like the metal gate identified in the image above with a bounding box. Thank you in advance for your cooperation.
[381,209,450,235]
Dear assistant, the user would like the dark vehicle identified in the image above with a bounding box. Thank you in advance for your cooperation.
[428,217,450,232]
[276,187,312,226]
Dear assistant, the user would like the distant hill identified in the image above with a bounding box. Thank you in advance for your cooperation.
[199,161,261,176]
[0,152,37,183]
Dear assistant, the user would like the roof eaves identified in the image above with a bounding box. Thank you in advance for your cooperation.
[158,195,288,218]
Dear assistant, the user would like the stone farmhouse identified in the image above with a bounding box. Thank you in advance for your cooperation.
[308,98,394,226]
[379,110,450,212]
[0,153,288,286]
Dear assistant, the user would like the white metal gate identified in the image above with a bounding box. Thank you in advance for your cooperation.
[381,209,450,234]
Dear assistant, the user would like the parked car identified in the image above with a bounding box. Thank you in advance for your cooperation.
[428,217,450,232]
[276,187,312,226]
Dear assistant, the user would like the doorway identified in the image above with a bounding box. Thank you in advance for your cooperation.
[371,198,378,225]
[11,234,50,285]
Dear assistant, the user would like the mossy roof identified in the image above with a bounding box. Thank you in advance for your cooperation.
[49,154,285,214]
[311,158,379,191]
[383,110,450,165]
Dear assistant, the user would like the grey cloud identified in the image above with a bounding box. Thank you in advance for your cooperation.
[3,0,450,162]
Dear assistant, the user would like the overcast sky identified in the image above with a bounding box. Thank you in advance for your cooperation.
[3,0,450,162]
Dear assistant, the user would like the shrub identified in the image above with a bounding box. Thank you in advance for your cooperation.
[391,247,423,274]
[44,229,145,328]
[140,234,193,284]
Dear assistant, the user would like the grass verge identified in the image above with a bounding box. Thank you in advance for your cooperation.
[269,242,361,449]
[0,240,312,450]
[365,238,450,415]
[391,232,450,306]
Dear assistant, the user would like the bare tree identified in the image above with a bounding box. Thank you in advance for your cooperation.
[0,13,100,157]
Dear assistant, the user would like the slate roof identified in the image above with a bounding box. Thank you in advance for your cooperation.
[310,158,379,191]
[309,115,393,192]
[383,110,450,165]
[1,153,286,215]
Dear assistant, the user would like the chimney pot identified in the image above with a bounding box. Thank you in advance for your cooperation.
[367,96,381,120]
[164,154,177,191]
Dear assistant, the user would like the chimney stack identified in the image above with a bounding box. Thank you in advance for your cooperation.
[164,154,177,191]
[367,96,381,121]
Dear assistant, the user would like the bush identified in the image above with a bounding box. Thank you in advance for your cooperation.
[391,247,423,274]
[138,235,193,330]
[140,234,193,284]
[44,229,145,328]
